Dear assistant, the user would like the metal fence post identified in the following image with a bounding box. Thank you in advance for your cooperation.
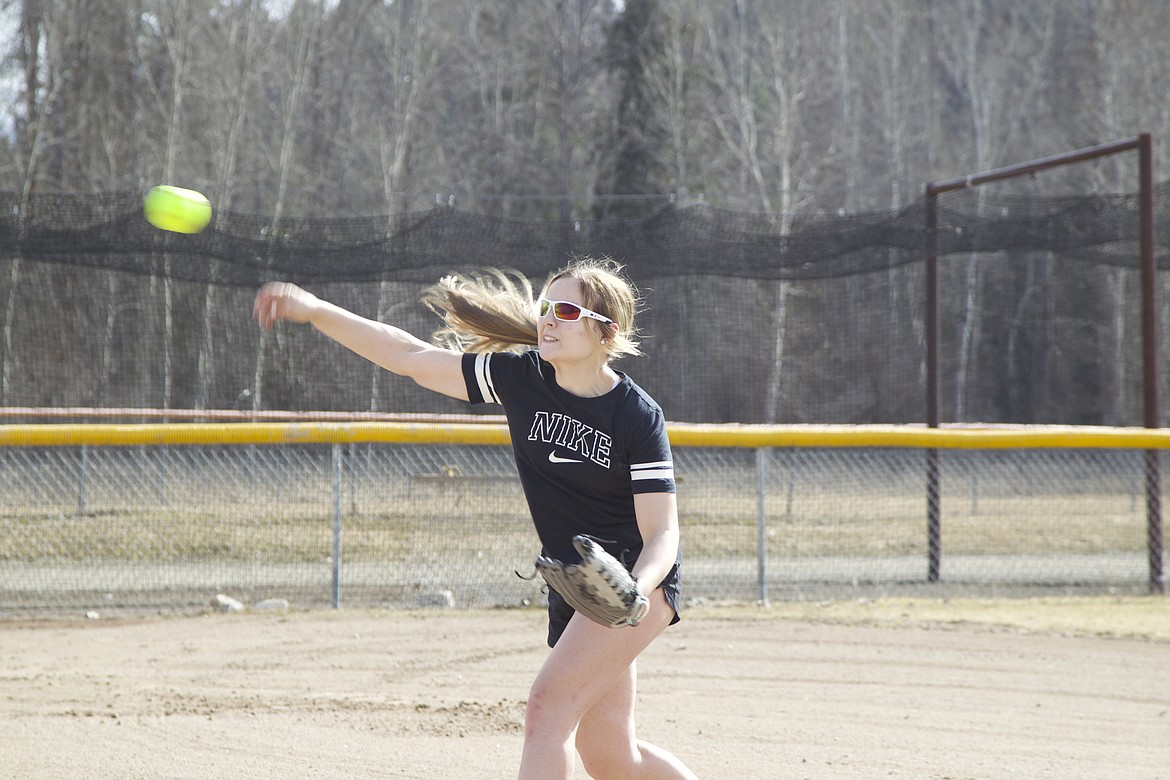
[78,445,88,516]
[927,448,941,583]
[332,444,342,609]
[756,446,769,605]
[348,441,358,516]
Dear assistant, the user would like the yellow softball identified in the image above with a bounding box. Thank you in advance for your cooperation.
[143,185,212,234]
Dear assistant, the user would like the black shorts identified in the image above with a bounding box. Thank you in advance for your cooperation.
[546,562,682,648]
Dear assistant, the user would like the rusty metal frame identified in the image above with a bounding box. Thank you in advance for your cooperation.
[924,134,1163,594]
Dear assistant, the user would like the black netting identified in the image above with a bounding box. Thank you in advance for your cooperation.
[2,185,1169,423]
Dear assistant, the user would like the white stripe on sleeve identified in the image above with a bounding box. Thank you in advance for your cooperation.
[630,460,674,481]
[474,353,499,404]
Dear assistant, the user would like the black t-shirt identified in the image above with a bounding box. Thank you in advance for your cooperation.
[462,350,676,565]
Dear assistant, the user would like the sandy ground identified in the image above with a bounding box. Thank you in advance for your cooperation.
[1,603,1168,780]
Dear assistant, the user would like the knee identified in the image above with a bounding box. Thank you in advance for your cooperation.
[524,678,573,739]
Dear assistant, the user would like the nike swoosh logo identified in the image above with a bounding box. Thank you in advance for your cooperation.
[548,451,583,464]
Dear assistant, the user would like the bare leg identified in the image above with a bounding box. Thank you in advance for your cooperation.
[576,661,700,779]
[517,590,697,780]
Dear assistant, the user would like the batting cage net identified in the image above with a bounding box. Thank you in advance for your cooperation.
[2,182,1169,425]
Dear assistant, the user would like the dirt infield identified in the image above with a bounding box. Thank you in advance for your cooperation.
[2,599,1167,779]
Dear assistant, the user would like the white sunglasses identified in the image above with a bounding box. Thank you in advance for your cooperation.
[538,298,616,327]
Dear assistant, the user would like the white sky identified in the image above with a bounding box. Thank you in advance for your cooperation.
[0,3,15,138]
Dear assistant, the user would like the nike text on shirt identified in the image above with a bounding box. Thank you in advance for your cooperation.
[529,411,612,467]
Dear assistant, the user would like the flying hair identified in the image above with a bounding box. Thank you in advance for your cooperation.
[420,257,642,358]
[421,268,539,354]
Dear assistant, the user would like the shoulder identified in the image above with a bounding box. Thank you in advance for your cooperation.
[614,375,666,423]
[609,375,669,445]
[462,350,543,405]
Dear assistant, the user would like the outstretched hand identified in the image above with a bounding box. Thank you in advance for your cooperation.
[253,282,319,329]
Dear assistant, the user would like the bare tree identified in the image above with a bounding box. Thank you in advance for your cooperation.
[1083,0,1170,424]
[634,0,707,202]
[0,0,1167,422]
[373,0,437,215]
[436,0,613,220]
[191,0,267,411]
[931,1,1060,422]
[693,1,838,421]
[252,3,321,412]
[2,1,45,405]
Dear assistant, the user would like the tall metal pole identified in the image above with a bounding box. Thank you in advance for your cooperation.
[1138,133,1164,595]
[925,189,942,583]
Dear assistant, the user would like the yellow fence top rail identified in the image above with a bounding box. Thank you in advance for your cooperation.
[4,422,1170,449]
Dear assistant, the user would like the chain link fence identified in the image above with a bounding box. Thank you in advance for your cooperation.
[1,438,1158,617]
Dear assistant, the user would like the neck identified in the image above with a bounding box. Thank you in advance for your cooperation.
[550,361,619,398]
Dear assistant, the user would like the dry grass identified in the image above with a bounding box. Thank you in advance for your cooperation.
[1,489,1149,562]
[694,595,1170,641]
[681,492,1147,557]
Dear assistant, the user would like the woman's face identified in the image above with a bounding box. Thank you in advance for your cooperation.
[537,277,608,367]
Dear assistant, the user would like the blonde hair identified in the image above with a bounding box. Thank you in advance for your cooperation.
[421,257,642,359]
